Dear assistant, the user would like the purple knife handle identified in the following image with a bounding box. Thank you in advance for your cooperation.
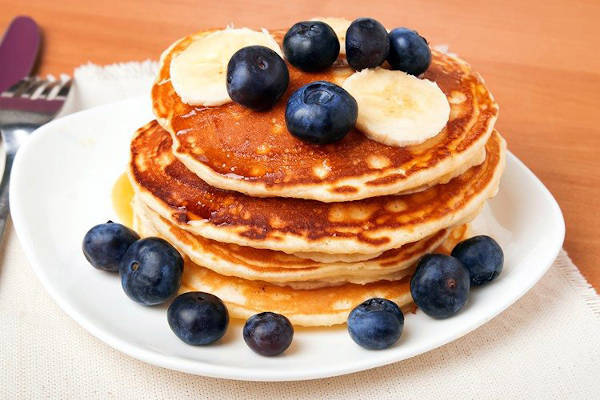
[0,16,41,92]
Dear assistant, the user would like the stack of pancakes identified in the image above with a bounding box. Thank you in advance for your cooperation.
[127,29,505,326]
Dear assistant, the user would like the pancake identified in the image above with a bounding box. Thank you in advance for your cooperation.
[182,263,414,326]
[134,213,413,326]
[152,29,498,201]
[130,120,505,255]
[135,212,469,326]
[293,251,383,263]
[133,197,471,287]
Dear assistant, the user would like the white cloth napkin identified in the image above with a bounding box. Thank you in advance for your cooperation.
[2,61,599,399]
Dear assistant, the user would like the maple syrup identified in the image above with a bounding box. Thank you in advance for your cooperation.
[111,172,134,228]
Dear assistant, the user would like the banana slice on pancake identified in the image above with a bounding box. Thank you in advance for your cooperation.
[310,17,352,54]
[342,68,450,147]
[170,28,282,106]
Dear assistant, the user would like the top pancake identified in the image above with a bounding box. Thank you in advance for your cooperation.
[152,29,498,202]
[130,121,505,255]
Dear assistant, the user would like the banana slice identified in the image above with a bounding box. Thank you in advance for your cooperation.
[342,68,450,147]
[310,17,351,54]
[170,28,282,106]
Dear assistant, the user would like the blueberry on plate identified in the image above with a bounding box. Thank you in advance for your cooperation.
[451,235,504,286]
[387,27,431,76]
[82,221,139,272]
[410,254,470,319]
[168,292,229,345]
[345,17,390,71]
[243,312,294,356]
[347,298,404,350]
[227,45,289,110]
[119,237,183,306]
[283,21,340,72]
[285,81,357,144]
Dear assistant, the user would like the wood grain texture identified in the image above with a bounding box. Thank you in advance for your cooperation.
[2,0,599,288]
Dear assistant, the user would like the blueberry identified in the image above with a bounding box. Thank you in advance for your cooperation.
[387,28,431,76]
[167,292,229,345]
[243,312,293,356]
[227,45,289,110]
[119,237,183,306]
[347,298,404,350]
[285,81,357,144]
[410,254,470,319]
[283,21,340,72]
[345,17,390,71]
[82,221,139,272]
[451,235,504,286]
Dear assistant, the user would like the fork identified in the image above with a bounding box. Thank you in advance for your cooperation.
[0,75,71,240]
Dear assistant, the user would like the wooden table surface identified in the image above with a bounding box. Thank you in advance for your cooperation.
[3,0,599,288]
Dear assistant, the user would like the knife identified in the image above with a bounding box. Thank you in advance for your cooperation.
[0,16,41,92]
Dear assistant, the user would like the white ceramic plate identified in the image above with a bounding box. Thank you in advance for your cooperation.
[10,97,564,381]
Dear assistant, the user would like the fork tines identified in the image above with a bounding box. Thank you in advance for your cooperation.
[1,75,72,100]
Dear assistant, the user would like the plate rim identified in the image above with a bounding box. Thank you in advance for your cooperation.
[9,98,565,381]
